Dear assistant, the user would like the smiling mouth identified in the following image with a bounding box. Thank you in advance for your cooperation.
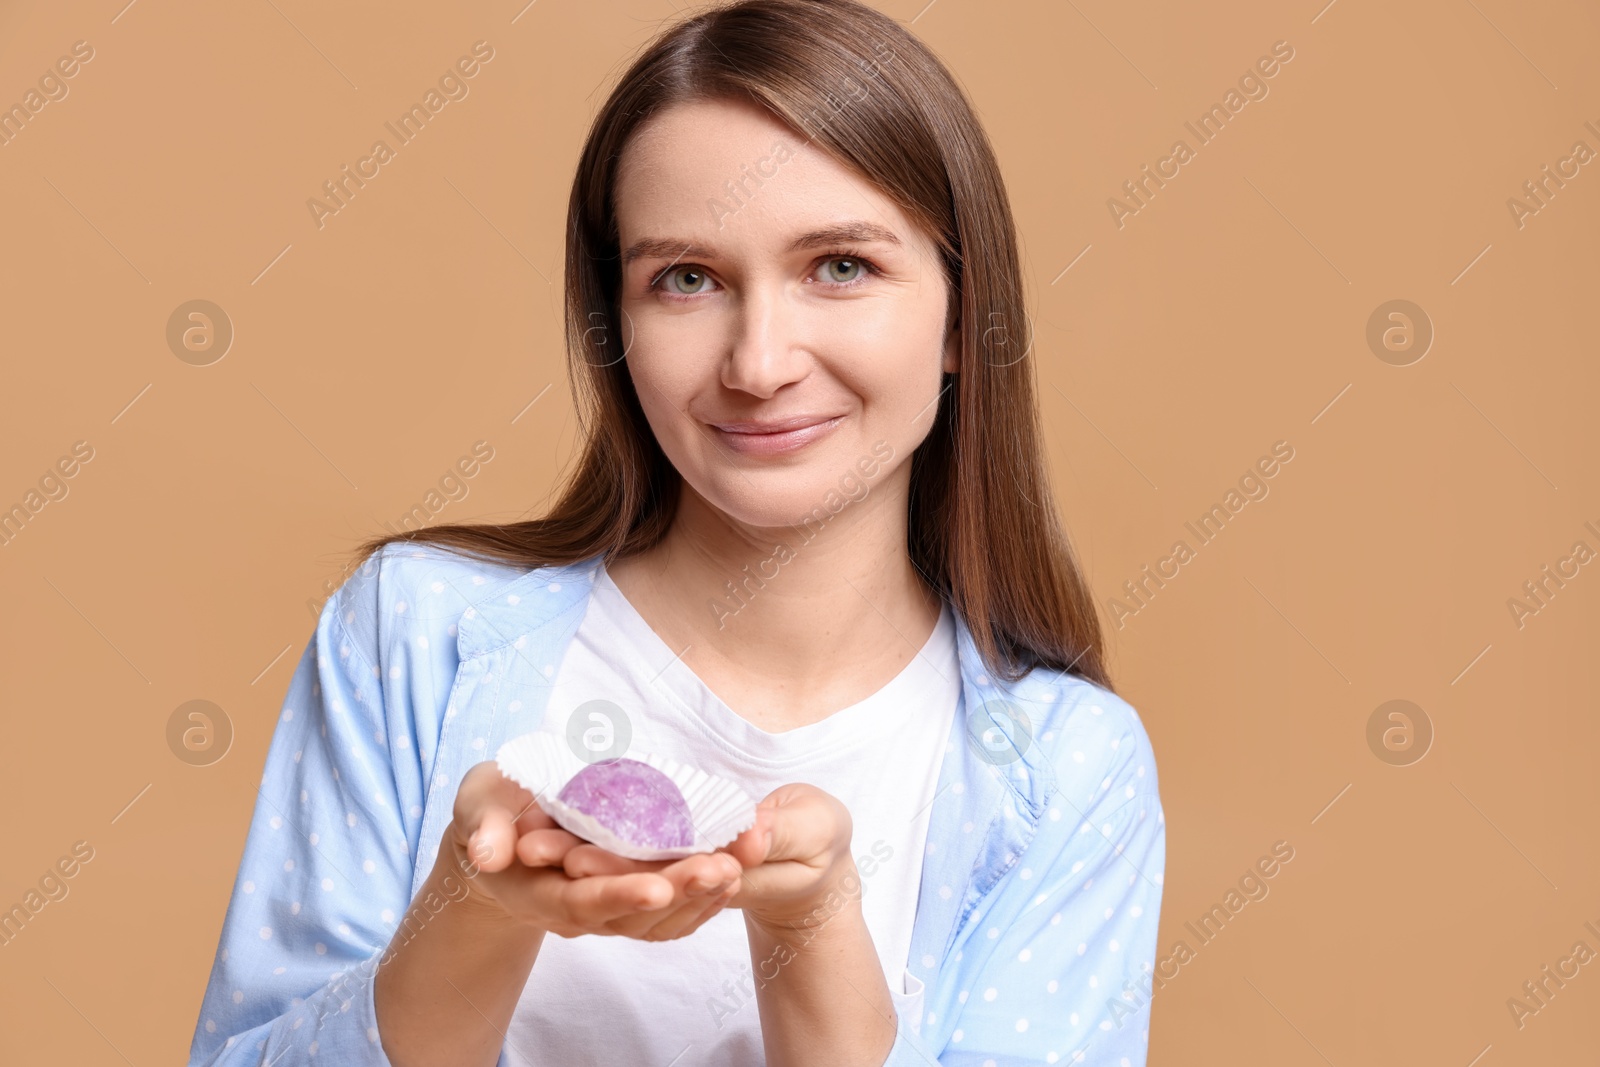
[709,414,844,434]
[708,414,846,456]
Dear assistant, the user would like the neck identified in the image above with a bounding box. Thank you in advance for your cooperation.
[606,477,941,703]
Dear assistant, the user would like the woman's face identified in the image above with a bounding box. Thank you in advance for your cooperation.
[613,96,959,533]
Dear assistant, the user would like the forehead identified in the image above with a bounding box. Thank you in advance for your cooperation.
[614,96,930,257]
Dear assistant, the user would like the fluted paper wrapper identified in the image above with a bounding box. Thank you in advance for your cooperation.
[495,731,757,861]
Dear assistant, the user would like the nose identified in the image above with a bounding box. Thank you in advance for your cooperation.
[719,282,808,399]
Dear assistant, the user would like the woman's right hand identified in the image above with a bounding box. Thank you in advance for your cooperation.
[442,760,742,941]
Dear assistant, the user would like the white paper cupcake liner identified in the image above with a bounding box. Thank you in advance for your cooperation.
[494,730,757,861]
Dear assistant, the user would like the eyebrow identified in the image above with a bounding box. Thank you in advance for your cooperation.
[620,221,903,267]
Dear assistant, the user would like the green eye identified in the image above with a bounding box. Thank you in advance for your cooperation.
[661,267,710,294]
[820,257,862,283]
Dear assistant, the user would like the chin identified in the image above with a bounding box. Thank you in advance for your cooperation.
[708,485,830,532]
[695,462,879,536]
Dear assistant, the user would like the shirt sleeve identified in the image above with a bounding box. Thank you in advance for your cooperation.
[187,555,423,1066]
[880,706,1167,1066]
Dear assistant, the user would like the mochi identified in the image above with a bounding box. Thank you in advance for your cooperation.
[555,757,694,850]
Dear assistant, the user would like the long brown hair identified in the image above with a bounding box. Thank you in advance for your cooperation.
[347,0,1111,689]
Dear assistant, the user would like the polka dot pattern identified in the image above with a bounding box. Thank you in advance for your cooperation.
[188,545,1166,1067]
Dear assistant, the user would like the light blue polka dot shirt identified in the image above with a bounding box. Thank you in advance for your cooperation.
[188,544,1166,1066]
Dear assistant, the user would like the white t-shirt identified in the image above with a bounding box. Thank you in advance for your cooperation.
[503,563,960,1065]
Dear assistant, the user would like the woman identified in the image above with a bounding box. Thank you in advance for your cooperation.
[188,1,1165,1064]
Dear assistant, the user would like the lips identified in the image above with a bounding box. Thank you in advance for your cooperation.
[707,413,846,456]
[708,414,843,434]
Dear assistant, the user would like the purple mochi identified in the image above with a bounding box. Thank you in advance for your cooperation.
[555,757,694,850]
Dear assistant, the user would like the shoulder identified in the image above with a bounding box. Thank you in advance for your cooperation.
[1008,666,1162,817]
[324,541,537,671]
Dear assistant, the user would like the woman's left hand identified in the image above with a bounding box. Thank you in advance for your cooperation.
[559,782,858,933]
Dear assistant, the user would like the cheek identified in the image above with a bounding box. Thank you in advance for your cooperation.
[620,327,725,479]
[622,317,703,413]
[831,303,947,426]
[625,357,691,451]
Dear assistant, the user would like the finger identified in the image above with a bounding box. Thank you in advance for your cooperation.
[720,811,775,871]
[454,760,533,825]
[638,890,732,941]
[622,867,740,941]
[568,855,738,939]
[749,785,846,867]
[482,866,651,938]
[452,761,536,873]
[510,797,559,837]
[466,805,518,873]
[562,844,671,880]
[516,826,586,868]
[759,793,826,864]
[605,879,736,940]
[563,846,740,898]
[601,895,695,939]
[671,882,740,935]
[672,852,743,896]
[557,871,676,929]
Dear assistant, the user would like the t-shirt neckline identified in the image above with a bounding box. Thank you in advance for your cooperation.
[592,562,958,765]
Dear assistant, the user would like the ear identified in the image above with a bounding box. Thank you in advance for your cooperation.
[941,310,961,374]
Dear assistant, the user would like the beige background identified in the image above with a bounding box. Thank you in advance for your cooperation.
[2,0,1597,1062]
